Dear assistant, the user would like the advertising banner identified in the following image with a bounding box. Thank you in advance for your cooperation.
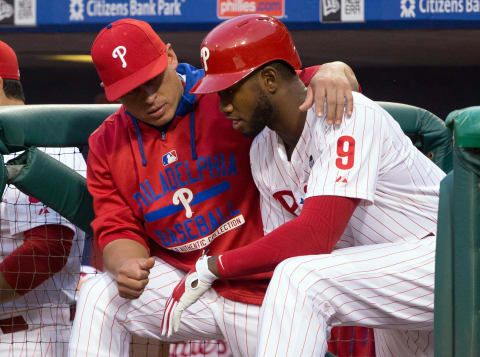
[0,0,35,26]
[0,1,479,31]
[370,0,480,21]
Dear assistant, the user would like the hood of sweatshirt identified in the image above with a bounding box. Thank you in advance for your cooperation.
[127,63,205,166]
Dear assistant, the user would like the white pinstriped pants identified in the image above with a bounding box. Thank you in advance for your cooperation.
[257,236,435,357]
[68,258,261,357]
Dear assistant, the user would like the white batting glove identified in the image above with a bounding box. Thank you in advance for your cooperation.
[160,255,217,337]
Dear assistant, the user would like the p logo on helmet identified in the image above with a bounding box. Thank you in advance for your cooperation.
[200,47,210,72]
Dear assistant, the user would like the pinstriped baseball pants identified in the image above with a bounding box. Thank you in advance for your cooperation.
[68,258,261,357]
[257,236,435,357]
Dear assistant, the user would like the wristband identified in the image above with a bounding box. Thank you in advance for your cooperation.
[195,255,217,284]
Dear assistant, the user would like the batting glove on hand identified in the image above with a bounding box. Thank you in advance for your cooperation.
[161,255,217,337]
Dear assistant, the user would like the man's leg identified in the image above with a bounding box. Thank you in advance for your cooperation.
[257,237,435,357]
[68,258,224,357]
[209,295,261,357]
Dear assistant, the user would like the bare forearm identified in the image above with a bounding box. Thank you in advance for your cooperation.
[103,239,149,277]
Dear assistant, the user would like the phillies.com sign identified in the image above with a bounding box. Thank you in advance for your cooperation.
[217,0,284,18]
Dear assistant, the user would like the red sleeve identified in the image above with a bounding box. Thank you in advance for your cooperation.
[217,195,359,278]
[297,65,362,92]
[296,65,321,86]
[0,224,74,295]
[87,133,150,254]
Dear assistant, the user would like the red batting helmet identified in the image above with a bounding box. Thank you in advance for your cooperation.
[190,14,301,94]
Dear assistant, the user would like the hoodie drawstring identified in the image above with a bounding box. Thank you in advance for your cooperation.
[125,63,204,167]
[189,111,197,161]
[128,113,148,167]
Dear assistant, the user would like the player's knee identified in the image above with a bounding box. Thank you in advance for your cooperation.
[273,256,305,285]
[274,256,335,295]
[76,272,116,308]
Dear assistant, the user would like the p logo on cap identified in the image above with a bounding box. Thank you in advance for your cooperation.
[91,18,168,102]
[112,46,127,68]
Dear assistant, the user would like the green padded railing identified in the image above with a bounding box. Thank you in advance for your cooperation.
[446,106,480,148]
[0,104,119,234]
[7,147,94,235]
[0,104,119,153]
[435,106,480,357]
[434,171,454,357]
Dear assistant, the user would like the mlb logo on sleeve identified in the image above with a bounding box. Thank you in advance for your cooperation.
[162,150,178,166]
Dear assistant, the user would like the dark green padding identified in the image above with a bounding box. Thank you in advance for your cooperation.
[378,101,453,173]
[453,146,480,356]
[435,106,480,356]
[0,154,6,199]
[446,106,480,148]
[434,172,454,357]
[0,104,119,154]
[6,147,94,236]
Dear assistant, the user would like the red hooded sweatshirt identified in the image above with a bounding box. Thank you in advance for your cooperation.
[87,64,319,305]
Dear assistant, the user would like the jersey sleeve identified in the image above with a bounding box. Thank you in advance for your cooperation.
[306,98,388,204]
[87,136,150,253]
[296,65,321,86]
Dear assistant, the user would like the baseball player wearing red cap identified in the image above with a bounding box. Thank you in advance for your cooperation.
[0,41,86,356]
[164,15,444,357]
[67,18,360,357]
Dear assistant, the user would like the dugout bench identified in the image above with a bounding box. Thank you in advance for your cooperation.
[0,102,466,357]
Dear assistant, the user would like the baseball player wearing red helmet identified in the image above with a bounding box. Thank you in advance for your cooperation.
[0,41,86,356]
[67,17,360,357]
[164,15,444,357]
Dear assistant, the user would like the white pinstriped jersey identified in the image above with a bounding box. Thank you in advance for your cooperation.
[0,147,86,318]
[250,92,445,248]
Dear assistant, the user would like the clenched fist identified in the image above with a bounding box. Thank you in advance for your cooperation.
[115,256,155,299]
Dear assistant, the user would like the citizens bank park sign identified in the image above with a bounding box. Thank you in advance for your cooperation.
[0,0,479,29]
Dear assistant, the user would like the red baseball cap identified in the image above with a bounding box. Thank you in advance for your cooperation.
[91,18,168,102]
[0,41,20,81]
